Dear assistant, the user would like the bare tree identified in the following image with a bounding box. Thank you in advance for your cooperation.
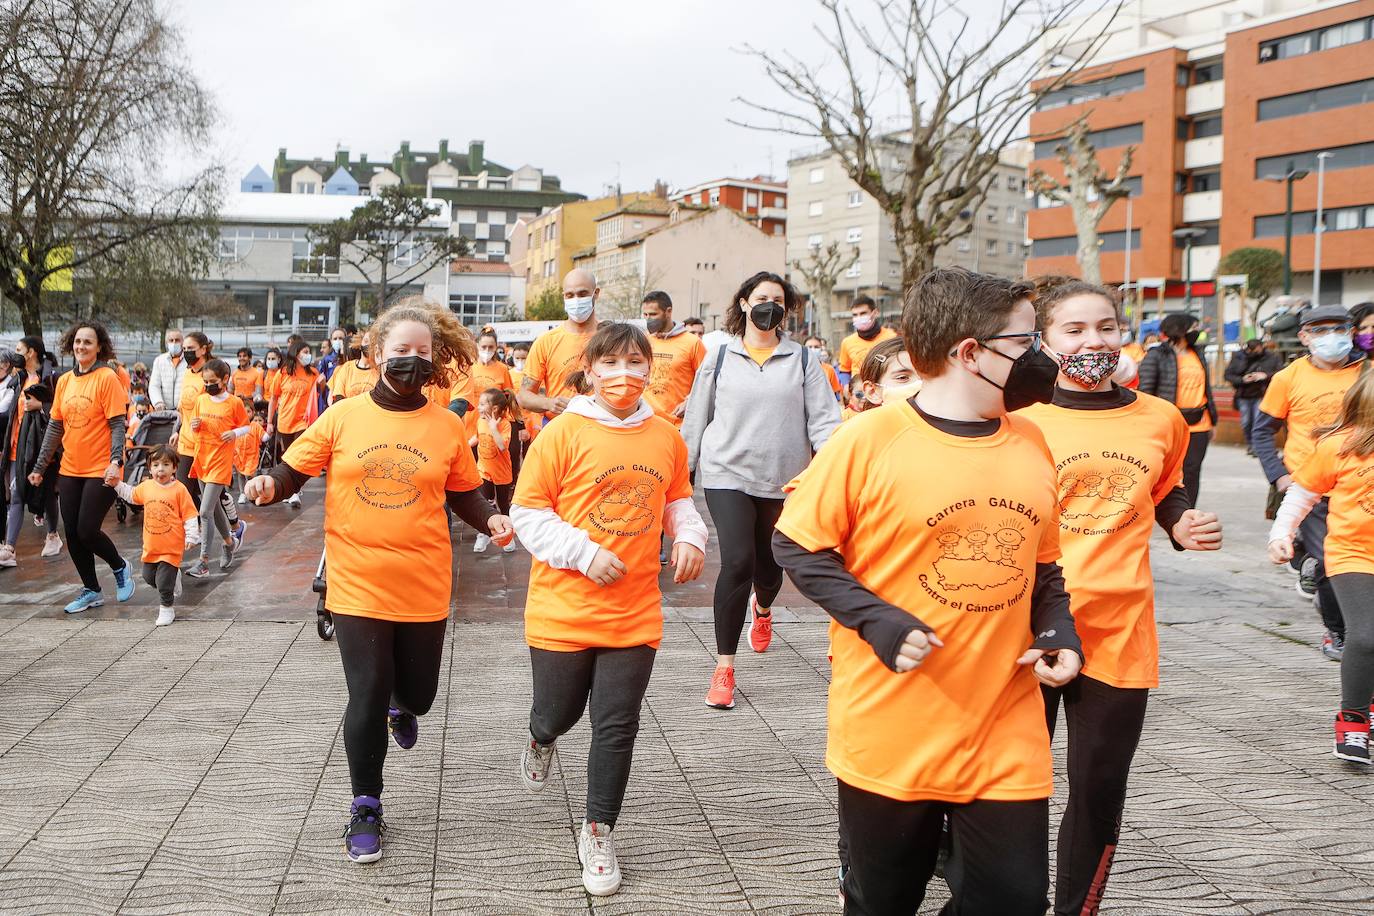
[1027,117,1133,284]
[791,241,859,343]
[308,186,469,310]
[594,263,669,320]
[0,0,222,336]
[735,0,1120,290]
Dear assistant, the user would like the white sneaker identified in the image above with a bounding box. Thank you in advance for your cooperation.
[502,541,517,553]
[519,738,557,791]
[472,533,491,553]
[287,493,302,509]
[41,534,62,557]
[0,544,15,568]
[578,821,622,896]
[155,606,175,627]
[237,493,247,505]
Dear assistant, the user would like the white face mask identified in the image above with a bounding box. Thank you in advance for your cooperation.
[266,358,280,369]
[566,295,595,323]
[299,352,313,367]
[478,348,495,364]
[514,358,526,371]
[167,342,182,357]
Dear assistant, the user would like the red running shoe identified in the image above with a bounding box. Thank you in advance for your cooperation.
[705,665,736,709]
[748,590,773,653]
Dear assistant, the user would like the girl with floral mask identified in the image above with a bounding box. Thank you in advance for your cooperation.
[1018,279,1223,916]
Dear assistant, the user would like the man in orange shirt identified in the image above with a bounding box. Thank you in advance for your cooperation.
[836,295,899,385]
[232,348,264,400]
[518,268,600,419]
[640,290,705,425]
[773,268,1081,914]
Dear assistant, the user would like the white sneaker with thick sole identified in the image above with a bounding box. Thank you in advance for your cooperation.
[472,533,491,553]
[155,606,175,627]
[0,544,15,568]
[287,493,302,509]
[520,738,557,791]
[237,493,247,505]
[41,534,62,557]
[578,821,622,896]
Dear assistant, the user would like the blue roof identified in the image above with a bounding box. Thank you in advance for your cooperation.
[240,164,273,193]
[324,166,360,196]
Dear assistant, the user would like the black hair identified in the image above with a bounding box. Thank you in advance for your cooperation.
[237,347,253,358]
[682,316,705,328]
[853,294,876,310]
[18,335,47,365]
[202,358,232,381]
[1159,313,1196,341]
[724,271,799,338]
[642,290,673,311]
[284,339,316,376]
[58,321,116,362]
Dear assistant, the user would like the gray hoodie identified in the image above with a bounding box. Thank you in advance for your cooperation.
[681,335,841,499]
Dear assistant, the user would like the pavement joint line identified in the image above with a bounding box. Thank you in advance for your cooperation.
[427,620,457,916]
[268,676,347,915]
[1242,620,1313,649]
[637,694,757,915]
[0,618,93,689]
[1,618,235,872]
[115,621,306,913]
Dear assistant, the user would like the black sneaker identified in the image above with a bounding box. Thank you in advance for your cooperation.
[1334,711,1370,764]
[1298,557,1319,599]
[1322,631,1345,662]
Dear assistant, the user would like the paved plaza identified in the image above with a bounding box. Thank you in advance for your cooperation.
[0,445,1370,914]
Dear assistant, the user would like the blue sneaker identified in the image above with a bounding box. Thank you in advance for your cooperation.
[64,589,104,614]
[113,558,135,602]
[230,520,247,552]
[343,796,385,863]
[388,707,417,750]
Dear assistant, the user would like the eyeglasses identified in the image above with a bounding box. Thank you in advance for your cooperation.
[980,331,1043,352]
[1306,324,1352,338]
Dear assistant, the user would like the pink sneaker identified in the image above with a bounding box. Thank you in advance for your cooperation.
[747,590,773,653]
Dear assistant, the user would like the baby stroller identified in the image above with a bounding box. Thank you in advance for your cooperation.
[312,551,334,641]
[118,410,179,521]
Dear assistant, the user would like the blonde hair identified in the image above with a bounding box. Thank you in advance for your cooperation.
[1316,369,1374,458]
[368,296,476,390]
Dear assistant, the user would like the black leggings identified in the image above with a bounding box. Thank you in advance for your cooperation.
[704,488,785,656]
[1043,674,1150,916]
[1299,499,1345,636]
[480,480,512,516]
[57,474,124,592]
[1182,430,1210,507]
[529,644,656,828]
[332,613,448,798]
[837,779,1049,916]
[1331,573,1374,711]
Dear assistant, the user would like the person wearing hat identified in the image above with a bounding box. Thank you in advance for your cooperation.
[1253,304,1366,661]
[1137,313,1217,507]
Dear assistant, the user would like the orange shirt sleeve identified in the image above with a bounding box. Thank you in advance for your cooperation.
[1153,407,1190,501]
[1294,435,1339,495]
[775,422,861,552]
[667,434,692,503]
[513,422,562,510]
[689,336,707,374]
[281,407,336,477]
[1258,368,1291,419]
[525,334,551,391]
[446,425,483,492]
[838,337,856,374]
[823,362,842,394]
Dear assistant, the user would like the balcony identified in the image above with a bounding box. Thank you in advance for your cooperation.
[1185,245,1221,283]
[1184,137,1223,169]
[1185,81,1224,116]
[759,206,788,220]
[1183,190,1222,223]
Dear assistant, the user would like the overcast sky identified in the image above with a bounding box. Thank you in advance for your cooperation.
[172,0,1017,198]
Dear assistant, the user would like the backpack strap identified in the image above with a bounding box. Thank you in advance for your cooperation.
[707,344,728,427]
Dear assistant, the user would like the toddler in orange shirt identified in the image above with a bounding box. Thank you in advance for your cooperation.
[110,445,198,626]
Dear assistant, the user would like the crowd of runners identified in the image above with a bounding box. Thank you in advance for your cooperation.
[3,263,1372,915]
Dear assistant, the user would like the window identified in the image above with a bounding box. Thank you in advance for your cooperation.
[291,237,338,275]
[807,233,823,248]
[1176,118,1191,141]
[847,190,863,208]
[294,182,317,194]
[1191,116,1222,139]
[1173,224,1220,246]
[393,236,424,267]
[808,200,823,217]
[809,167,825,183]
[1031,230,1139,258]
[957,237,971,252]
[1190,172,1221,193]
[1259,78,1374,121]
[1006,207,1018,224]
[448,293,510,327]
[988,176,999,190]
[1034,123,1143,160]
[217,227,255,260]
[846,226,862,243]
[1256,141,1374,178]
[709,189,720,206]
[1260,17,1372,62]
[845,261,861,278]
[1192,62,1223,84]
[746,192,758,207]
[773,224,783,235]
[487,241,506,256]
[985,206,998,223]
[1334,208,1362,231]
[1005,176,1020,193]
[1006,241,1017,255]
[985,239,998,256]
[1035,69,1145,111]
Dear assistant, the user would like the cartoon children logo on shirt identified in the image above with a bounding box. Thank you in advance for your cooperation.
[1357,466,1374,516]
[648,352,674,399]
[588,473,659,537]
[143,498,176,535]
[931,520,1027,591]
[63,394,95,429]
[1058,464,1140,521]
[917,495,1042,614]
[355,446,424,510]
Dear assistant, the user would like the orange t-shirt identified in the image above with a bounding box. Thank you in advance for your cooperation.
[129,478,197,566]
[646,332,706,425]
[470,359,514,401]
[328,360,379,400]
[235,418,264,476]
[1260,356,1365,475]
[477,415,513,485]
[822,362,842,396]
[1293,433,1374,576]
[840,406,859,422]
[515,412,692,652]
[231,366,264,399]
[1173,349,1212,433]
[424,359,472,409]
[282,395,481,623]
[190,393,249,486]
[525,326,594,409]
[269,369,318,434]
[838,326,899,374]
[1020,393,1188,688]
[175,368,207,455]
[775,404,1061,803]
[511,368,543,441]
[264,367,280,393]
[50,366,126,478]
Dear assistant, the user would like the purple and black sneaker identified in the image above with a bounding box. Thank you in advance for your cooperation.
[388,707,417,750]
[343,795,385,863]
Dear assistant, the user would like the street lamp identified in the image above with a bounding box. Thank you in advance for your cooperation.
[1261,165,1310,295]
[1313,151,1333,305]
[1172,227,1206,309]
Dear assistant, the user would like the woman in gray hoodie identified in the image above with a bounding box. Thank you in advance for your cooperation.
[681,271,841,710]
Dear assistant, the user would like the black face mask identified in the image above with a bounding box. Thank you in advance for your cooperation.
[383,355,435,397]
[645,316,669,335]
[749,302,785,332]
[976,342,1059,413]
[205,382,222,396]
[348,346,363,361]
[1184,329,1201,347]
